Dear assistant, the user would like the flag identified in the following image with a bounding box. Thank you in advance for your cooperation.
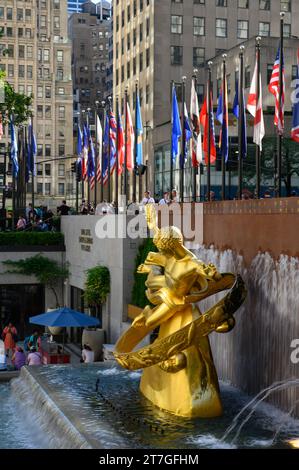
[180,103,192,169]
[82,124,88,180]
[136,94,143,165]
[291,49,299,143]
[200,90,216,165]
[126,102,134,171]
[76,125,83,180]
[233,78,247,158]
[269,44,285,135]
[190,79,203,167]
[0,114,3,141]
[28,117,37,176]
[109,110,117,175]
[96,115,103,182]
[171,85,182,162]
[216,76,229,162]
[102,113,110,185]
[117,107,125,174]
[9,115,19,177]
[24,128,30,183]
[247,56,265,150]
[87,125,95,182]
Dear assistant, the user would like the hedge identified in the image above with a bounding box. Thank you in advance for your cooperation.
[0,232,64,246]
[131,238,158,309]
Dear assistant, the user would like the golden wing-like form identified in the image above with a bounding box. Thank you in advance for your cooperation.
[145,204,159,234]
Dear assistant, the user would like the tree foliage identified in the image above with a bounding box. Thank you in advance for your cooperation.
[131,238,158,309]
[0,70,33,125]
[2,255,69,307]
[84,266,110,306]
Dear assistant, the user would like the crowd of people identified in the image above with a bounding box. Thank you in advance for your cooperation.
[0,324,42,371]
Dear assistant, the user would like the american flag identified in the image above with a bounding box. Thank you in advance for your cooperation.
[90,115,103,190]
[268,44,285,135]
[102,111,117,185]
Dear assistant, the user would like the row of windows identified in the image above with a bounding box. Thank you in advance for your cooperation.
[171,0,291,11]
[36,183,66,196]
[0,26,33,38]
[0,7,32,21]
[37,0,60,9]
[36,163,65,177]
[116,49,151,84]
[36,105,66,119]
[115,0,150,17]
[170,16,292,38]
[116,15,150,35]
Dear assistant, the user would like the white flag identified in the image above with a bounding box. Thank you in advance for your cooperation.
[247,56,265,149]
[190,79,203,165]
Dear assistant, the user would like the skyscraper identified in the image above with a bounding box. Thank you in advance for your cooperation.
[68,0,85,14]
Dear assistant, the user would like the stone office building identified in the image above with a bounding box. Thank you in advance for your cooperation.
[0,0,74,206]
[112,0,299,200]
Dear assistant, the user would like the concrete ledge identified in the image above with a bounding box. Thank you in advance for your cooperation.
[0,370,20,382]
[0,245,65,252]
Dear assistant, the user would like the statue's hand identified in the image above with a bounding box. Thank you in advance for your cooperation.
[137,264,151,274]
[132,313,147,329]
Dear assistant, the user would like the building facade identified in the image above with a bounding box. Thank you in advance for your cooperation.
[113,0,299,200]
[68,0,112,130]
[68,0,85,14]
[0,0,74,207]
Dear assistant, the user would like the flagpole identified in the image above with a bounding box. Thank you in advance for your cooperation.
[238,46,245,200]
[277,12,284,198]
[256,37,261,199]
[133,81,138,203]
[180,76,186,203]
[124,88,128,206]
[170,81,174,200]
[221,54,227,201]
[192,70,198,203]
[100,101,105,203]
[207,62,212,202]
[94,101,99,208]
[115,97,119,214]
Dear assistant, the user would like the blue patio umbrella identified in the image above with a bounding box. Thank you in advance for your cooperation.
[29,307,100,327]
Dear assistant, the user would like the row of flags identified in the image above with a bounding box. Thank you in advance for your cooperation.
[171,43,299,170]
[77,97,142,186]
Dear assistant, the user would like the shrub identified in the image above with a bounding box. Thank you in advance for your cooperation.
[131,238,158,309]
[0,232,64,246]
[84,266,110,306]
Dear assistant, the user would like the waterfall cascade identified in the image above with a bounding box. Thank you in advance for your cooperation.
[194,246,299,417]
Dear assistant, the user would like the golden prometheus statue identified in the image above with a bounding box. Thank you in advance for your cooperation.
[114,205,247,418]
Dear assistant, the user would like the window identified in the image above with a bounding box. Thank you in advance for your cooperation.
[281,0,291,12]
[37,144,43,156]
[59,106,65,119]
[58,164,65,177]
[18,84,25,94]
[196,84,204,104]
[171,46,183,65]
[45,163,51,175]
[44,49,50,62]
[8,64,14,77]
[58,183,65,195]
[283,23,291,37]
[37,164,43,176]
[54,16,60,29]
[19,45,25,59]
[58,145,65,156]
[40,16,46,28]
[58,87,64,95]
[216,0,227,5]
[146,48,150,67]
[18,65,25,78]
[259,22,270,36]
[140,52,143,71]
[193,17,205,36]
[37,86,43,98]
[245,66,251,88]
[7,45,14,58]
[139,24,143,42]
[45,106,51,118]
[216,19,227,37]
[27,46,33,58]
[27,65,33,79]
[146,18,150,36]
[193,47,205,67]
[237,20,249,39]
[146,85,150,105]
[45,86,51,98]
[0,8,3,20]
[171,16,183,34]
[7,28,13,37]
[238,0,249,7]
[25,9,31,21]
[17,9,24,21]
[37,183,43,195]
[7,8,13,20]
[260,0,270,10]
[57,50,63,62]
[45,183,51,196]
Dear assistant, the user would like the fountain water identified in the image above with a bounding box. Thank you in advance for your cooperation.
[194,246,299,418]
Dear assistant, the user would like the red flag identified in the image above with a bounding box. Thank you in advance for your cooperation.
[190,79,203,167]
[117,111,125,174]
[200,91,216,165]
[247,54,265,150]
[268,44,285,135]
[126,103,134,171]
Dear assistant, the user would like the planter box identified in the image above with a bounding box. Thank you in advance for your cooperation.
[127,304,143,320]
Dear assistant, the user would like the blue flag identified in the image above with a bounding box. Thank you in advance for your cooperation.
[9,116,19,177]
[171,85,182,162]
[136,95,143,165]
[87,125,95,178]
[102,113,110,184]
[233,79,247,158]
[180,103,192,169]
[216,80,229,163]
[28,118,37,177]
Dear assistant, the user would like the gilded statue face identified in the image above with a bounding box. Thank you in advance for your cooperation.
[154,226,184,253]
